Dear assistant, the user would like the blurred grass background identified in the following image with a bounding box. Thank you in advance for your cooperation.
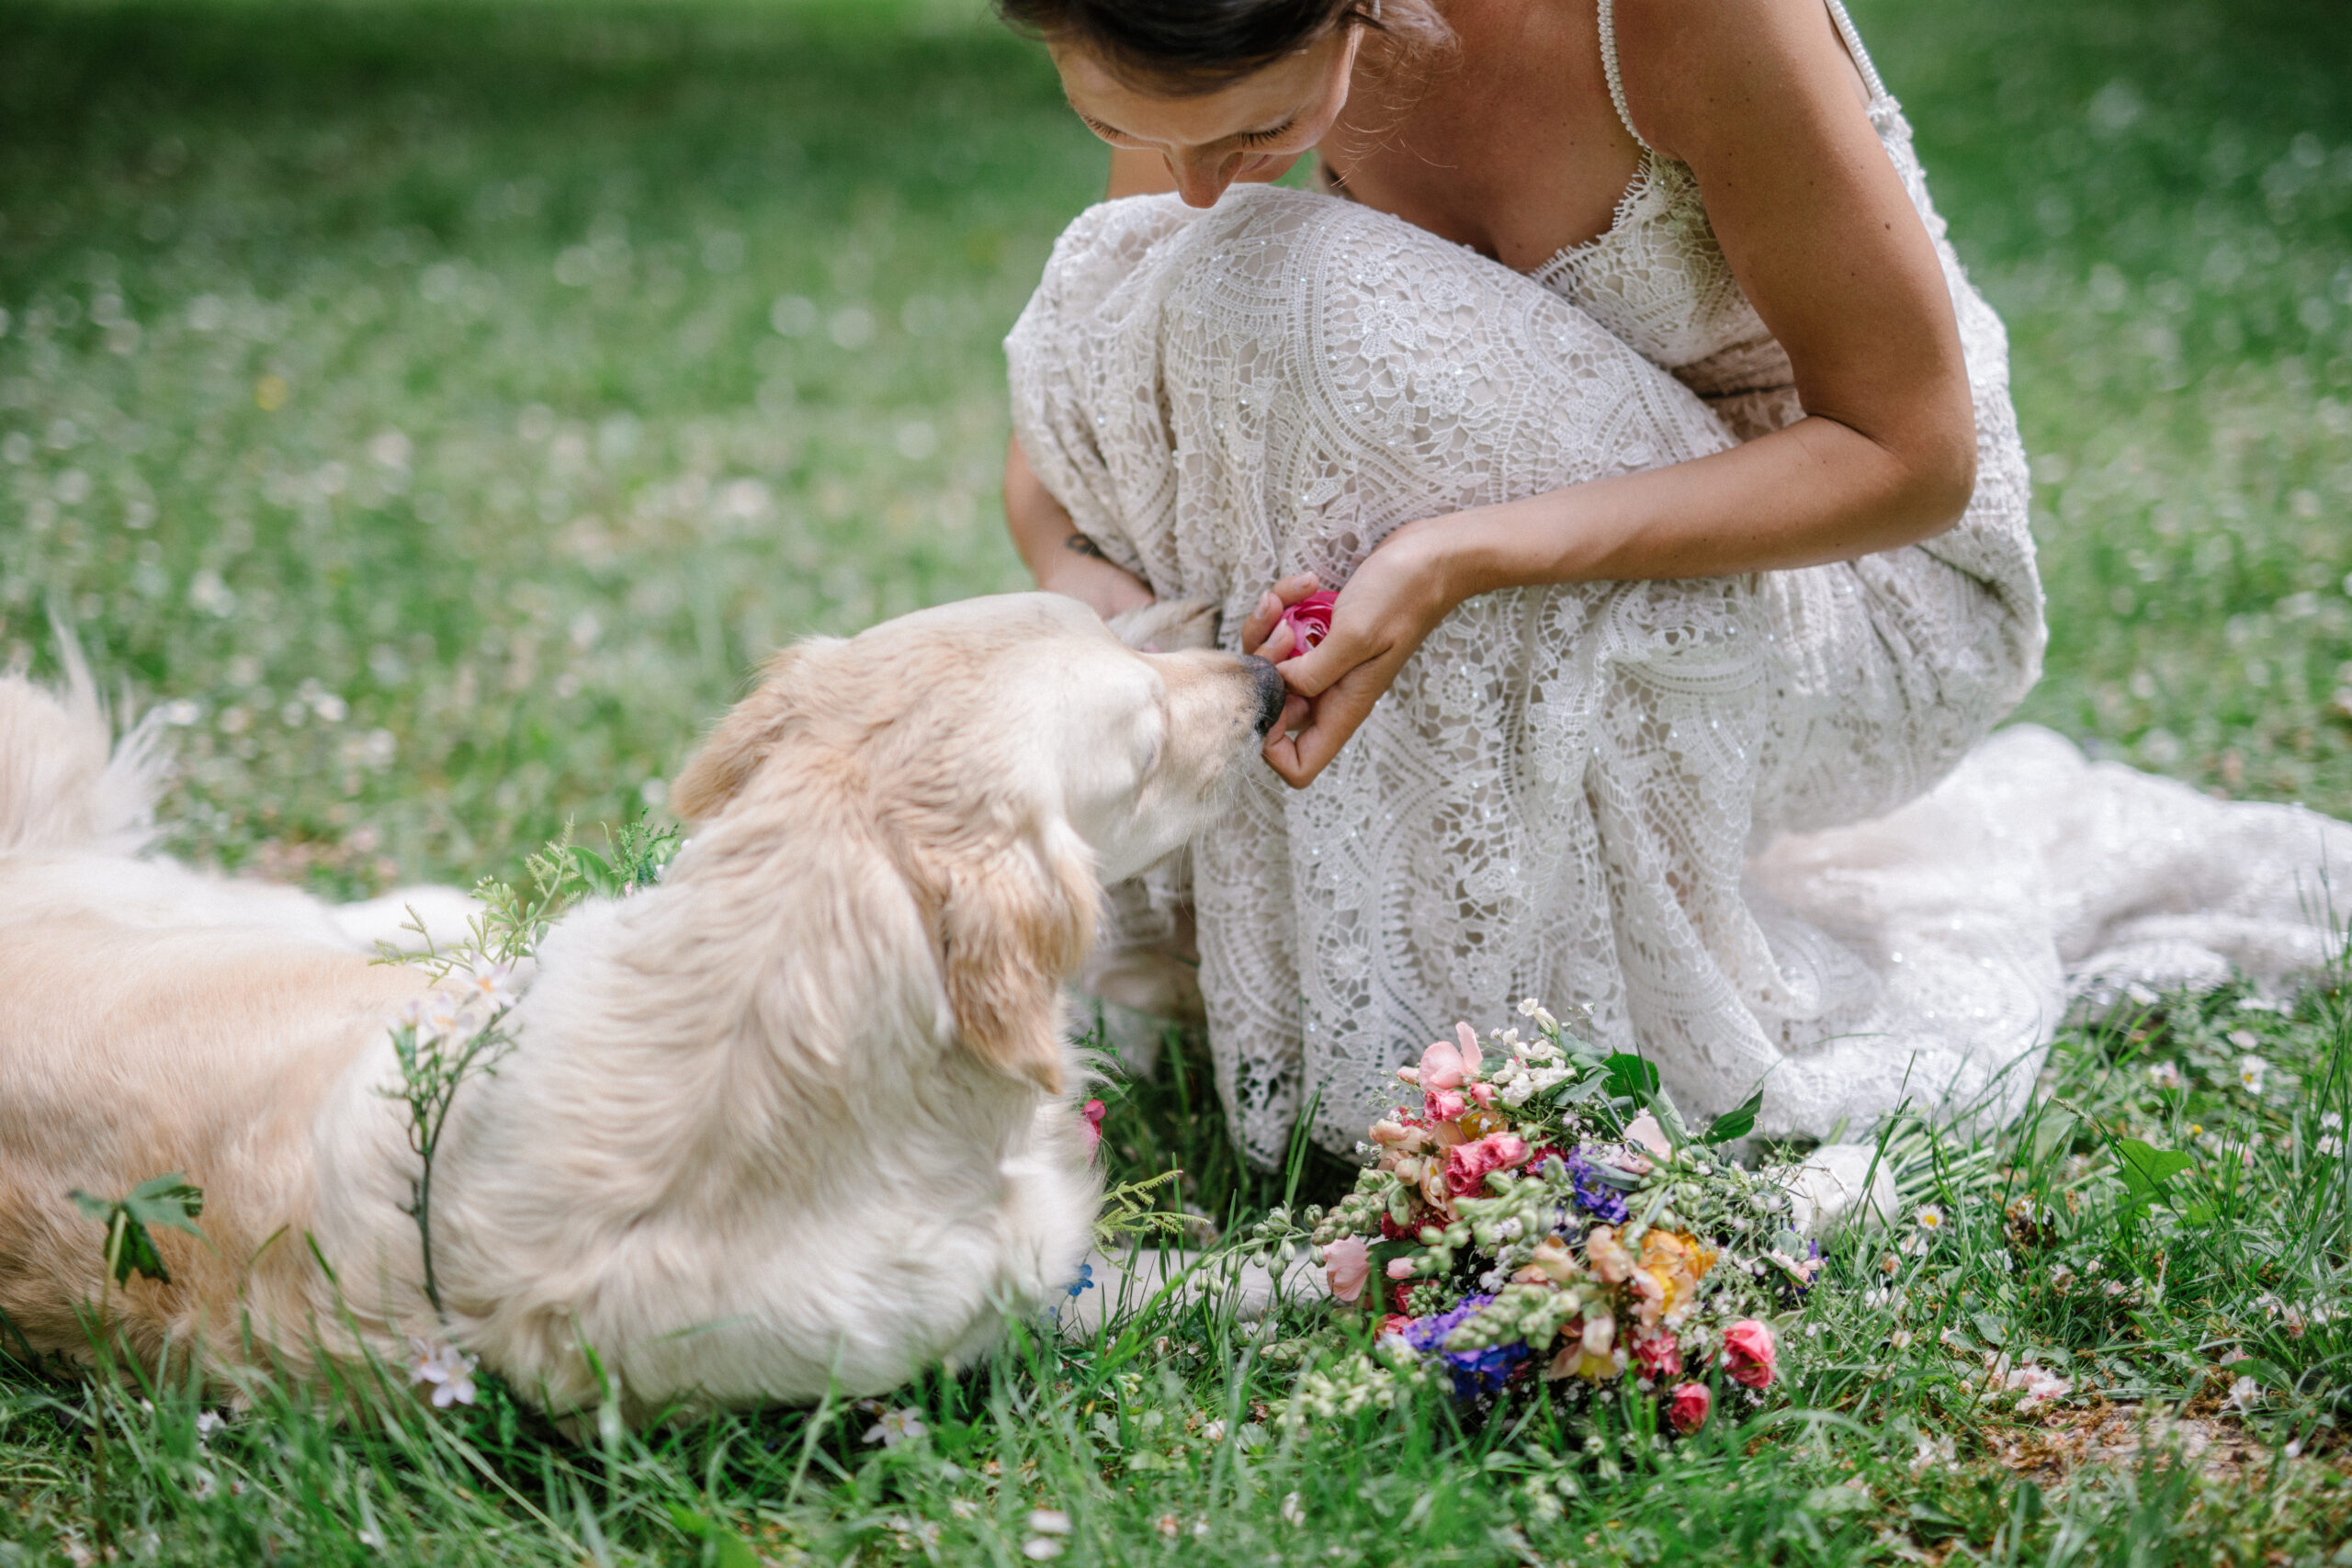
[0,0,2347,896]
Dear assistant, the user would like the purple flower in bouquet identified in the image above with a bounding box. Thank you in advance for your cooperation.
[1403,1294,1528,1397]
[1563,1150,1630,1224]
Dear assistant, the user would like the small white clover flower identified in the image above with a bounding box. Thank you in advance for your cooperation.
[405,1338,478,1408]
[2226,1374,2262,1414]
[861,1408,926,1448]
[2238,1055,2267,1095]
[2147,1062,2183,1091]
[2003,1363,2069,1410]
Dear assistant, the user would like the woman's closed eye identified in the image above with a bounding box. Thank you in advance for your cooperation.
[1075,111,1295,150]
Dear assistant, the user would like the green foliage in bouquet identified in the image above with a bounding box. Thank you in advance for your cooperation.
[1253,1003,1821,1444]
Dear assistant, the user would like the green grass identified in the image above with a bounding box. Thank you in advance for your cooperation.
[4,0,2352,1559]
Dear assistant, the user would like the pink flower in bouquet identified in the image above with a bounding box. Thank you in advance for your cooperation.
[1385,1257,1419,1280]
[1585,1225,1636,1285]
[1623,1111,1672,1158]
[1275,590,1339,660]
[1633,1332,1683,1381]
[1080,1099,1106,1158]
[1322,1236,1371,1305]
[1443,1133,1530,1196]
[1723,1318,1778,1389]
[1667,1382,1713,1435]
[1418,1023,1484,1089]
[1379,1313,1414,1337]
[1424,1087,1467,1122]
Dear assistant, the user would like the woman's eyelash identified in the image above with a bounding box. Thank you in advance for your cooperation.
[1236,125,1292,146]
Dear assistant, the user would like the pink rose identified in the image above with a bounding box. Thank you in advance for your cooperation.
[1423,1088,1466,1122]
[1080,1098,1106,1159]
[1275,590,1339,660]
[1442,1133,1530,1196]
[1723,1318,1777,1389]
[1322,1236,1371,1305]
[1385,1258,1417,1280]
[1417,1022,1485,1089]
[1633,1333,1683,1381]
[1667,1382,1712,1435]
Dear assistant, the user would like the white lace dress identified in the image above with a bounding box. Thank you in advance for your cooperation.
[1006,0,2352,1165]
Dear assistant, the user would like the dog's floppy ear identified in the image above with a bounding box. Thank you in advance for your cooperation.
[932,827,1099,1095]
[671,642,831,821]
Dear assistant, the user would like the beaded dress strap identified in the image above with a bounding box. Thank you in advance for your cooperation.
[1823,0,1891,103]
[1594,0,1650,152]
[1597,0,1894,154]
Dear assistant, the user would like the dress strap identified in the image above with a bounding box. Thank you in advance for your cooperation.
[1594,0,1652,152]
[1823,0,1890,103]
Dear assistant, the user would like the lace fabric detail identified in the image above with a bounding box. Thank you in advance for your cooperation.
[1004,59,2344,1167]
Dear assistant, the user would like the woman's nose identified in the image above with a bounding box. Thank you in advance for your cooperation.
[1168,150,1238,209]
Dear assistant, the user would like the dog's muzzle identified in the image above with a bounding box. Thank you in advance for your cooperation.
[1242,655,1287,737]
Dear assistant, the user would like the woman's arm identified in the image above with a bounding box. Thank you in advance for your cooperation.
[1002,434,1155,621]
[1001,147,1300,618]
[1260,0,1978,787]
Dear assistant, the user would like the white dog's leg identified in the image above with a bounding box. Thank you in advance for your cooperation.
[334,885,483,956]
[1057,1246,1327,1337]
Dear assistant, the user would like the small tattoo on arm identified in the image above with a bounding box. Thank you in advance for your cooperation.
[1064,533,1107,559]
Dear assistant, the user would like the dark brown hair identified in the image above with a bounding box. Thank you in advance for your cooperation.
[996,0,1449,96]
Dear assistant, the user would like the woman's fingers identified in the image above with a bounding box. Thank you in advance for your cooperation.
[1263,666,1385,788]
[1241,572,1324,650]
[1252,619,1298,662]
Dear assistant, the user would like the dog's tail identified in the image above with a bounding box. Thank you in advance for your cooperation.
[0,623,168,856]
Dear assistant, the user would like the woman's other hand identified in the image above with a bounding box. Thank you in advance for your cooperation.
[1245,525,1457,789]
[1002,434,1155,621]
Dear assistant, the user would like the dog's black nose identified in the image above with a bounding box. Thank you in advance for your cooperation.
[1243,654,1287,736]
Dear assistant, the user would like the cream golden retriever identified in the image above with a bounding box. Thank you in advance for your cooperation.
[0,592,1283,1419]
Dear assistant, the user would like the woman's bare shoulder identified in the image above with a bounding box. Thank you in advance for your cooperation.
[1606,0,1874,162]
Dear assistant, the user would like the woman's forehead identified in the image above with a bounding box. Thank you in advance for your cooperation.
[1049,30,1346,141]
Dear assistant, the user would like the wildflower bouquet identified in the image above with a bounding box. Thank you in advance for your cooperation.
[1270,1001,1826,1438]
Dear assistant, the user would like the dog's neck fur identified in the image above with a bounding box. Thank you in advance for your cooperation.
[351,765,1080,1413]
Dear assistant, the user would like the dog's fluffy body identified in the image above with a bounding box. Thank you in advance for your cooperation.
[0,594,1277,1417]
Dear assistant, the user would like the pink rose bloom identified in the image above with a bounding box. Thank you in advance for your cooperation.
[1385,1257,1418,1280]
[1423,1087,1467,1122]
[1466,1082,1497,1108]
[1723,1318,1777,1389]
[1080,1098,1106,1159]
[1417,1023,1484,1090]
[1322,1236,1371,1305]
[1442,1132,1530,1196]
[1633,1333,1683,1380]
[1275,590,1339,660]
[1667,1382,1713,1435]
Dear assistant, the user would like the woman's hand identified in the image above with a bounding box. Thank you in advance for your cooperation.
[1038,536,1157,622]
[1002,434,1155,621]
[1245,524,1459,789]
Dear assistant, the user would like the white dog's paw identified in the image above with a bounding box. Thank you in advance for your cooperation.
[1106,598,1219,652]
[334,885,482,955]
[1772,1143,1899,1239]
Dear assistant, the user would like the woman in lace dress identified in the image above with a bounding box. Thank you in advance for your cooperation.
[997,0,2352,1167]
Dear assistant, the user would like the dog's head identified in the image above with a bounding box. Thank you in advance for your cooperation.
[668,592,1283,1092]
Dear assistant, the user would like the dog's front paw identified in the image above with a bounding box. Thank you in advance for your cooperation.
[1106,598,1219,653]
